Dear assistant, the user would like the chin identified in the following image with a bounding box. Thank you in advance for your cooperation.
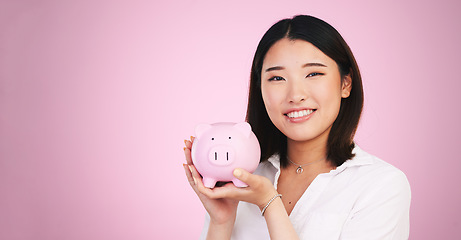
[288,137,314,143]
[284,127,331,143]
[285,132,316,142]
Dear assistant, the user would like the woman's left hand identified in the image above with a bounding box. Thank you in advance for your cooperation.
[194,168,279,211]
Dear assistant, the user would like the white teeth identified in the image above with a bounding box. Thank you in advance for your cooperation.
[287,109,314,118]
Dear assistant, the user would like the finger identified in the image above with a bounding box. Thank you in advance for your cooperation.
[190,136,195,142]
[188,165,223,197]
[189,164,205,184]
[188,165,249,200]
[184,147,193,165]
[232,168,255,186]
[183,164,196,187]
[184,139,192,149]
[233,168,278,207]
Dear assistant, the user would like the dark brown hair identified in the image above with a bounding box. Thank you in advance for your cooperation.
[246,15,364,168]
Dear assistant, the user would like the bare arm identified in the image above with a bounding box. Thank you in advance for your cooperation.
[205,219,234,240]
[262,196,299,240]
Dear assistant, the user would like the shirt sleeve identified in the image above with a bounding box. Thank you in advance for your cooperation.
[339,168,411,240]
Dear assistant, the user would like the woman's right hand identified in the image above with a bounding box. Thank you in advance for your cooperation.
[183,137,239,228]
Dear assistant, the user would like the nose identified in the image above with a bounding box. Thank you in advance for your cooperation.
[287,79,307,103]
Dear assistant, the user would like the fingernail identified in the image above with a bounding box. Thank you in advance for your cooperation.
[183,147,186,151]
[184,140,187,145]
[233,168,242,177]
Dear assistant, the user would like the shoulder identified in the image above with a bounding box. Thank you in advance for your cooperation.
[333,146,411,239]
[342,146,411,207]
[351,146,410,187]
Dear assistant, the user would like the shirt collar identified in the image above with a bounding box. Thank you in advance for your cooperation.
[331,145,374,175]
[267,154,281,170]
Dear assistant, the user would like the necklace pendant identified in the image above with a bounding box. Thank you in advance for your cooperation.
[296,166,303,174]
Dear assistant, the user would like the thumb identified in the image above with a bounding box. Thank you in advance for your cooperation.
[233,168,256,186]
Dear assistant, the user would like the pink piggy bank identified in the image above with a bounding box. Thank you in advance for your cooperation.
[191,122,261,188]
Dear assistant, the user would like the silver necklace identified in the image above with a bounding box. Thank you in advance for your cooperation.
[287,156,326,174]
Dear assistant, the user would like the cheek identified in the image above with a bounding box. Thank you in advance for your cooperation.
[314,80,343,111]
[261,86,280,112]
[261,88,282,125]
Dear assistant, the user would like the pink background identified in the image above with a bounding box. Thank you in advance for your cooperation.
[1,0,460,239]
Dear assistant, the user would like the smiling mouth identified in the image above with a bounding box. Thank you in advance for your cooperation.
[285,109,316,118]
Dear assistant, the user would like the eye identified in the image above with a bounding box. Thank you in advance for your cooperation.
[228,137,231,139]
[268,76,285,81]
[211,138,214,140]
[306,72,324,78]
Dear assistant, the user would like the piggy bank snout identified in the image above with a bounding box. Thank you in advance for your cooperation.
[208,145,235,166]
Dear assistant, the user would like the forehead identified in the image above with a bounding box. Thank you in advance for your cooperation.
[262,38,336,68]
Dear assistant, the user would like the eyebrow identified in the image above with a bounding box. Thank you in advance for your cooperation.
[302,62,327,68]
[264,62,327,72]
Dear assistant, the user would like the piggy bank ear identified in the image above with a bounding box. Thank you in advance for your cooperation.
[233,122,252,138]
[195,124,212,138]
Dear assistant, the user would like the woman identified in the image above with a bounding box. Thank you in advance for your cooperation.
[183,15,411,239]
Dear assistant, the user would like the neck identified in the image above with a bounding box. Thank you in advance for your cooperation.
[287,139,326,164]
[286,127,331,168]
[285,139,335,175]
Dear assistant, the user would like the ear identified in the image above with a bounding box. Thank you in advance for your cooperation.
[195,124,212,138]
[341,73,352,98]
[233,122,252,138]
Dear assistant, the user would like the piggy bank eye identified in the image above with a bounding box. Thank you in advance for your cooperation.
[211,138,214,140]
[229,137,231,139]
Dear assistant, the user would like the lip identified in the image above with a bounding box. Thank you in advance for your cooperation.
[284,108,316,123]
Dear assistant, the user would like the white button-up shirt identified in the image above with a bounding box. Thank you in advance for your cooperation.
[200,146,411,239]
